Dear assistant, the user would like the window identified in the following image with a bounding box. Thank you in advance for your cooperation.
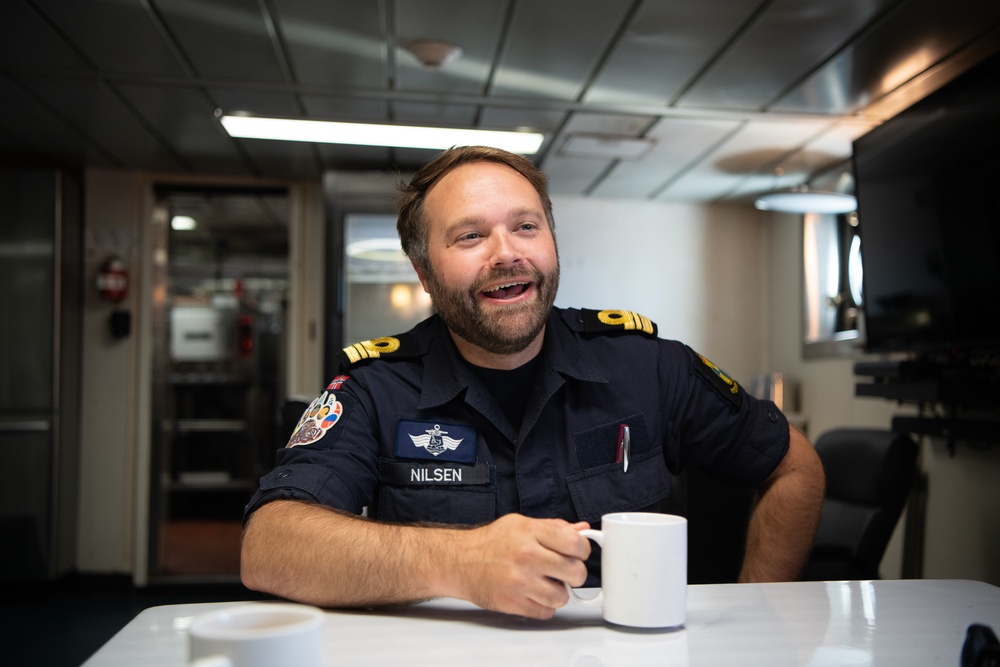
[803,211,863,358]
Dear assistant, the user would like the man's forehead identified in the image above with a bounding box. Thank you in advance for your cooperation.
[424,161,544,219]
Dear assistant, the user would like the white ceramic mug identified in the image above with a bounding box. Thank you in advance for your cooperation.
[566,512,687,628]
[188,602,325,667]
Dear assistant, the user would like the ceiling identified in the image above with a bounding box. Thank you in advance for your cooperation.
[2,0,1000,207]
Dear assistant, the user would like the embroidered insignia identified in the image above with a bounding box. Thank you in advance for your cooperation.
[395,419,477,463]
[327,374,350,390]
[409,424,463,456]
[287,391,344,447]
[580,309,658,336]
[342,336,401,364]
[693,353,741,410]
[698,354,739,395]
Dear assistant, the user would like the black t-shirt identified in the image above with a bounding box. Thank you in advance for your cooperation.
[465,354,543,432]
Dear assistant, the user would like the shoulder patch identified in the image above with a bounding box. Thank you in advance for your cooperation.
[693,353,741,409]
[339,332,422,367]
[580,309,657,337]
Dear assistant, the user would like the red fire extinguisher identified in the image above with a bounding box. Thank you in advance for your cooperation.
[96,255,128,303]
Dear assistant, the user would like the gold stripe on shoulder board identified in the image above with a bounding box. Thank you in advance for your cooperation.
[342,336,401,363]
[597,309,655,335]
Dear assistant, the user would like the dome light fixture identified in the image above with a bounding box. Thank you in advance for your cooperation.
[404,39,463,70]
[755,186,857,214]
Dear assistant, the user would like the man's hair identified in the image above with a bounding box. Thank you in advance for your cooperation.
[396,145,555,274]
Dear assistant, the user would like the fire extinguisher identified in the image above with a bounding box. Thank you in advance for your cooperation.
[96,255,131,339]
[96,255,128,303]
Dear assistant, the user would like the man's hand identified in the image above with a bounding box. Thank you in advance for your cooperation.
[443,514,592,619]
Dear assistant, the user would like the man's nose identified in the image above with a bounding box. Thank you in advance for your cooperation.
[489,231,522,266]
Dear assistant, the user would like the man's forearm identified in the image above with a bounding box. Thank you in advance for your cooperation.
[739,426,825,582]
[241,500,460,607]
[240,499,592,617]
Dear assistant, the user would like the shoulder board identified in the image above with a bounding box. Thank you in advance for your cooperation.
[580,309,658,337]
[339,332,423,367]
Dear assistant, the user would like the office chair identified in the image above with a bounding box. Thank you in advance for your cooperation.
[801,428,918,581]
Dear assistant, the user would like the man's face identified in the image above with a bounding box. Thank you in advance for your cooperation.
[416,161,560,357]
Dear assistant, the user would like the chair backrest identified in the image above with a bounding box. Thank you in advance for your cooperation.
[801,428,918,580]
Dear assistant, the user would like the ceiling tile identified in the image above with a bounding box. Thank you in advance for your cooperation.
[272,0,385,87]
[584,0,761,105]
[591,117,742,199]
[0,1,92,72]
[655,117,838,201]
[302,95,390,122]
[115,83,249,175]
[155,0,286,82]
[16,77,186,171]
[0,75,116,169]
[32,0,188,75]
[490,0,634,100]
[677,0,896,110]
[772,0,1000,115]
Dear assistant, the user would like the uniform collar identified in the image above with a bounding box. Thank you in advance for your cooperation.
[417,308,607,410]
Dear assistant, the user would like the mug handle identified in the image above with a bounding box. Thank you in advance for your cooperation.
[565,529,603,605]
[190,658,233,667]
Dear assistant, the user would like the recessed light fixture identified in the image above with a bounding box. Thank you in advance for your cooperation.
[220,115,545,155]
[170,215,197,230]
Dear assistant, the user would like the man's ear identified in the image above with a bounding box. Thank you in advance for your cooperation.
[412,261,431,293]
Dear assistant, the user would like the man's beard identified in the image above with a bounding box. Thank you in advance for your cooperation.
[424,262,560,356]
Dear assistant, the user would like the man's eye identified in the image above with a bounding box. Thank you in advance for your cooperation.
[458,232,481,241]
[517,222,537,231]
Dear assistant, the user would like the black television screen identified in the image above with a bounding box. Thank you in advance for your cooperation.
[853,50,1000,355]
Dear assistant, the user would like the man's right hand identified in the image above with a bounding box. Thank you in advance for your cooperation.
[440,514,592,619]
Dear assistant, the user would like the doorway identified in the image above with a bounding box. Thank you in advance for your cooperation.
[148,185,290,581]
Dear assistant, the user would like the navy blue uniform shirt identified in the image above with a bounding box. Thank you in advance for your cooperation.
[245,307,790,582]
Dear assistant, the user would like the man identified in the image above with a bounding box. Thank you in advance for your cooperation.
[241,146,825,620]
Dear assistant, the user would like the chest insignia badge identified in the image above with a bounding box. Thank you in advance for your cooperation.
[409,424,463,456]
[395,419,477,463]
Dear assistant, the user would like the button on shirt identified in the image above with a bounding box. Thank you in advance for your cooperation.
[245,307,789,581]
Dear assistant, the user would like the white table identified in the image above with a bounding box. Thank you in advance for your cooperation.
[84,579,999,666]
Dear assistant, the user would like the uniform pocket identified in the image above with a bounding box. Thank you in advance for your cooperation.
[565,447,671,524]
[374,458,497,525]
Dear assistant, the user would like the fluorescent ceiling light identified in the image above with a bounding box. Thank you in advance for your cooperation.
[220,115,544,155]
[170,215,197,230]
[754,189,857,214]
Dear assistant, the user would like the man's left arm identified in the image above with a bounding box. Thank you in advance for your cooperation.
[739,424,825,582]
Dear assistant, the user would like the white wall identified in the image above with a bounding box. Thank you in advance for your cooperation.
[554,197,767,386]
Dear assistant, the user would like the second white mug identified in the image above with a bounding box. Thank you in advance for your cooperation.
[567,512,687,629]
[188,602,325,667]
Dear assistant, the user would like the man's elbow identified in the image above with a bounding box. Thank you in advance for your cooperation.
[239,511,267,593]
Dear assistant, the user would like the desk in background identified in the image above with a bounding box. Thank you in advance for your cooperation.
[84,579,1000,666]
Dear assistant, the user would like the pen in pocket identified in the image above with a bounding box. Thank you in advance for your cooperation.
[616,424,630,472]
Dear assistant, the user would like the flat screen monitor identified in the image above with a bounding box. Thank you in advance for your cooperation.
[852,50,1000,355]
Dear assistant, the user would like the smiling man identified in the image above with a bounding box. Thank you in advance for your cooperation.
[240,146,824,619]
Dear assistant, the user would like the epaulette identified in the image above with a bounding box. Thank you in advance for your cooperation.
[579,309,658,337]
[339,332,423,367]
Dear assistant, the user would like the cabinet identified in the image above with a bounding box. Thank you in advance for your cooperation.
[164,372,259,502]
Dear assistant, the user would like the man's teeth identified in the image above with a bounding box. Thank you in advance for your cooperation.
[483,281,528,296]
